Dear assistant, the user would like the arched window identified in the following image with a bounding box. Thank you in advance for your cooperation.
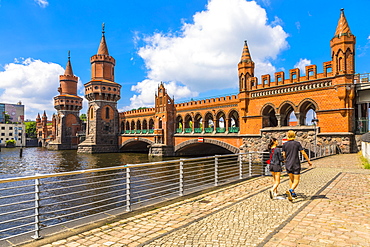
[215,111,226,133]
[105,107,110,119]
[89,107,94,120]
[176,116,183,133]
[338,57,343,72]
[149,119,154,129]
[228,110,239,128]
[158,118,162,129]
[137,120,141,130]
[279,103,295,127]
[262,105,277,128]
[121,121,125,133]
[299,100,317,125]
[142,119,148,130]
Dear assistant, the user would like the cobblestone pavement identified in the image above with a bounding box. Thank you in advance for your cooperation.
[32,154,369,247]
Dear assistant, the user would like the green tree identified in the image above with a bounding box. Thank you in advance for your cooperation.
[80,113,87,122]
[25,121,36,138]
[4,112,11,123]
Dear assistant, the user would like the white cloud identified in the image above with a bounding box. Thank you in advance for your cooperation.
[0,58,64,120]
[131,0,288,108]
[34,0,48,8]
[294,58,311,74]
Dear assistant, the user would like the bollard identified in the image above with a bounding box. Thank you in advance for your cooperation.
[20,148,23,157]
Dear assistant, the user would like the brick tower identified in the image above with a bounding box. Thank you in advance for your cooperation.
[149,83,176,156]
[48,52,83,150]
[238,40,255,128]
[330,8,356,76]
[78,24,121,153]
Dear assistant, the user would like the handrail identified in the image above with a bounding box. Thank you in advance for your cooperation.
[0,145,338,245]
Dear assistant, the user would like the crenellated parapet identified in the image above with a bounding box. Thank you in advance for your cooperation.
[175,95,238,109]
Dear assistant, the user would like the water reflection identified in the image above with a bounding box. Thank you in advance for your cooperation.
[0,147,171,178]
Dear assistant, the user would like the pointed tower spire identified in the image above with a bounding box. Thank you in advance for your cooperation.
[330,9,356,75]
[64,50,74,76]
[334,8,351,38]
[238,40,255,92]
[97,23,109,55]
[240,40,253,63]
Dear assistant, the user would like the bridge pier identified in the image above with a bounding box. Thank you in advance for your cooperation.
[149,144,175,157]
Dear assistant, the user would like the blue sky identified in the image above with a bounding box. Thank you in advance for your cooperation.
[0,0,370,120]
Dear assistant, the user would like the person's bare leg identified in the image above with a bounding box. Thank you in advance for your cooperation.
[291,174,300,190]
[288,173,294,189]
[272,172,281,194]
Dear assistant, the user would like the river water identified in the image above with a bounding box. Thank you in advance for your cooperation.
[0,147,170,179]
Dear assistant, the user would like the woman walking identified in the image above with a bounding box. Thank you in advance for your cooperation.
[267,138,284,199]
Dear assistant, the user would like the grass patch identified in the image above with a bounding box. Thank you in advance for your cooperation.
[358,151,370,169]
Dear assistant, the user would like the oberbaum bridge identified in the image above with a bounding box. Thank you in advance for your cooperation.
[37,9,370,157]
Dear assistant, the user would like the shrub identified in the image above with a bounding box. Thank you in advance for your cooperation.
[358,151,370,169]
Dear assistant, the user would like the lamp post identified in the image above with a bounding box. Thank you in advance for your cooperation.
[312,118,319,158]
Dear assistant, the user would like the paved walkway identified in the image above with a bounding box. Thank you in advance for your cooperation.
[25,154,370,247]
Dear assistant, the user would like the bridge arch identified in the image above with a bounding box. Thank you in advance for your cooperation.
[120,137,155,153]
[174,138,239,156]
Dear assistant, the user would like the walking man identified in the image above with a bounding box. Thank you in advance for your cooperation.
[282,130,312,201]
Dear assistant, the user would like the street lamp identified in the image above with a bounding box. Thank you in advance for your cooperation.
[311,118,319,158]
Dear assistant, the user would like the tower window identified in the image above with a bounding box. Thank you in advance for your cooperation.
[105,107,110,119]
[103,87,106,90]
[94,86,99,89]
[89,107,94,120]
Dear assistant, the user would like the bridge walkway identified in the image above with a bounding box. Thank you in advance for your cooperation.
[27,154,369,247]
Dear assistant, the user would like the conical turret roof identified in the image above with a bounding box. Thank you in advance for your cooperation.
[334,9,352,38]
[97,23,109,55]
[64,51,74,76]
[240,40,253,63]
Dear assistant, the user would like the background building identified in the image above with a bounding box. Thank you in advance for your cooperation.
[0,102,26,146]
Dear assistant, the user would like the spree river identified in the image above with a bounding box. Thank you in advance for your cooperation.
[0,147,172,179]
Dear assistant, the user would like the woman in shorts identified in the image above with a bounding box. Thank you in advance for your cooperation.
[267,138,284,199]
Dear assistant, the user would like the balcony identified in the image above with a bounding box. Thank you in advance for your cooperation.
[228,127,239,133]
[216,127,226,133]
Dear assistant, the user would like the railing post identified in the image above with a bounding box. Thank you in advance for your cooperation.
[239,153,243,179]
[248,153,252,177]
[32,178,42,240]
[179,160,184,196]
[214,155,218,186]
[126,167,131,212]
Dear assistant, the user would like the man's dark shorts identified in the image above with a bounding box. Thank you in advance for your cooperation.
[286,164,301,175]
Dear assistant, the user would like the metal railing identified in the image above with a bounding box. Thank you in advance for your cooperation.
[0,146,338,245]
[356,118,369,134]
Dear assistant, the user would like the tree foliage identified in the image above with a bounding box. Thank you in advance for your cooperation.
[25,121,36,138]
[80,113,87,122]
